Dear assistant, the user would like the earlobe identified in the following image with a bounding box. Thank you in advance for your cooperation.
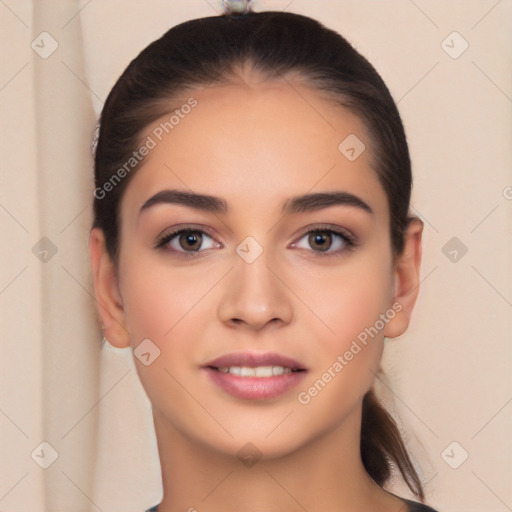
[383,218,424,339]
[89,228,131,348]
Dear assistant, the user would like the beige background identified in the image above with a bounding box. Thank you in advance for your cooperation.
[1,1,511,511]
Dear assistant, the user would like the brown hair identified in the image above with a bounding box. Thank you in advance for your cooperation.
[92,8,423,500]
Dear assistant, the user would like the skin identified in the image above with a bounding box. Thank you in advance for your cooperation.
[90,70,423,512]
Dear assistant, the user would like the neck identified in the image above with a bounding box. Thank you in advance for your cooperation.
[151,404,403,512]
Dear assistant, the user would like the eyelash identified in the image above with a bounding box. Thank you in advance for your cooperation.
[294,225,356,257]
[154,224,357,259]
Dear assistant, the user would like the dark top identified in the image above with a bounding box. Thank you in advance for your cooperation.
[404,498,439,511]
[402,498,437,512]
[145,498,439,511]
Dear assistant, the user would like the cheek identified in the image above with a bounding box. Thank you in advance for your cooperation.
[120,256,215,343]
[293,251,394,405]
[301,254,394,350]
[294,305,389,435]
[118,258,214,421]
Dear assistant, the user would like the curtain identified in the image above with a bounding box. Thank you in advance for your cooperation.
[1,1,162,511]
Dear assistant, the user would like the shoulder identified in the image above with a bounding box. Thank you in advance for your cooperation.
[403,499,440,511]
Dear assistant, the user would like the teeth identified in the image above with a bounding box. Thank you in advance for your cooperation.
[216,366,293,377]
[254,366,274,377]
[240,366,255,377]
[272,365,285,375]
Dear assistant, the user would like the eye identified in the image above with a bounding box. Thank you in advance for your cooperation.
[155,227,220,255]
[291,226,355,256]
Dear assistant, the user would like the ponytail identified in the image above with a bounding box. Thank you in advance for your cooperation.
[361,388,424,501]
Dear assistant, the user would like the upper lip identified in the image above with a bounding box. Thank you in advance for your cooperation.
[203,351,307,371]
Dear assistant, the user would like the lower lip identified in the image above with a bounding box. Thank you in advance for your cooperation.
[202,367,307,400]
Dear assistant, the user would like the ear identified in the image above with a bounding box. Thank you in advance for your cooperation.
[383,218,424,339]
[89,227,131,348]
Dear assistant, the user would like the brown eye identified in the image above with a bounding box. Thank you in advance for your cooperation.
[156,228,218,255]
[178,231,203,251]
[291,226,355,257]
[308,231,332,252]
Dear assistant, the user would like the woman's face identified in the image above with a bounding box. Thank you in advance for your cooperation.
[112,78,403,458]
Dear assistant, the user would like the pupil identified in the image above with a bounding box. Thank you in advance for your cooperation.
[181,231,202,251]
[310,231,331,252]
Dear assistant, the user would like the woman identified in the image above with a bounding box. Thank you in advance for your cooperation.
[89,4,438,511]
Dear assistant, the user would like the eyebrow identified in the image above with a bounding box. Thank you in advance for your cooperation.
[138,189,373,216]
[283,191,373,215]
[139,189,228,215]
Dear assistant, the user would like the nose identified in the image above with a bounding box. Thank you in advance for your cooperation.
[217,248,294,332]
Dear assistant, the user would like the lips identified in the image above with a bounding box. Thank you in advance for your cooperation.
[201,351,307,400]
[203,351,306,371]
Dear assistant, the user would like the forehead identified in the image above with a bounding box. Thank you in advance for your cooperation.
[120,80,388,222]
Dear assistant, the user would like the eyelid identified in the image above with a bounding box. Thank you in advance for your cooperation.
[154,224,222,254]
[155,223,217,240]
[292,223,355,242]
[289,223,357,255]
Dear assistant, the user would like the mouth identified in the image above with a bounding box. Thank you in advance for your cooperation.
[201,352,307,400]
[214,365,303,377]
